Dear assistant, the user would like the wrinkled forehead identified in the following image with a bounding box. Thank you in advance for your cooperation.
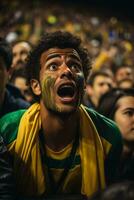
[40,48,81,63]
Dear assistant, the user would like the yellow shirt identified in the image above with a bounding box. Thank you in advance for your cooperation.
[44,142,82,194]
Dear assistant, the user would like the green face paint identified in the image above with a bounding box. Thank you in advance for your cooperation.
[41,75,62,112]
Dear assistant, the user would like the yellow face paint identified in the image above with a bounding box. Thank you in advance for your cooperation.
[41,76,57,111]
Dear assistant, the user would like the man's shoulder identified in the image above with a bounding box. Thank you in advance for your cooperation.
[0,109,26,145]
[1,89,30,117]
[84,106,122,145]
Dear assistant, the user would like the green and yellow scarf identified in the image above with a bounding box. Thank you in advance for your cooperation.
[8,103,106,197]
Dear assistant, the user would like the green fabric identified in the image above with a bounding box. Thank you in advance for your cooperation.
[85,107,123,184]
[85,107,122,144]
[0,109,26,145]
[0,106,123,184]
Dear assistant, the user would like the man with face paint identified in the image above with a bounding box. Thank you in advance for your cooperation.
[0,31,123,199]
[39,48,85,115]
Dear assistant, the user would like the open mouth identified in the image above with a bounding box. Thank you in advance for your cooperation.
[57,84,76,98]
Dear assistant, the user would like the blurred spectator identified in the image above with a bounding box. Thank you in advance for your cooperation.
[90,181,134,200]
[117,78,134,89]
[93,44,120,71]
[98,88,134,181]
[83,71,114,109]
[112,64,133,85]
[10,67,35,104]
[0,37,30,117]
[0,1,134,77]
[11,40,32,70]
[0,135,16,200]
[10,67,28,94]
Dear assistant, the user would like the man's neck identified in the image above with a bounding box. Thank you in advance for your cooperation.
[40,101,79,151]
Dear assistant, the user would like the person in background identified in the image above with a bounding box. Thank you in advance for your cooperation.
[0,37,30,118]
[117,78,134,89]
[11,40,32,70]
[0,135,15,200]
[93,44,120,71]
[98,88,134,181]
[83,71,114,110]
[0,31,122,199]
[112,64,133,85]
[10,67,28,95]
[10,67,35,104]
[89,181,134,200]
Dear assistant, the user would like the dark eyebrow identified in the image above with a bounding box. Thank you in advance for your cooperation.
[68,54,81,62]
[124,108,134,111]
[46,54,61,62]
[46,53,81,62]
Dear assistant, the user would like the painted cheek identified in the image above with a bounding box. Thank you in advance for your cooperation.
[41,76,56,105]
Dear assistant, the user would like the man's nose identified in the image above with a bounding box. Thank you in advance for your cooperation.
[60,65,73,79]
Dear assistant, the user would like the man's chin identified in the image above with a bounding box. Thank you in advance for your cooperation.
[49,105,78,118]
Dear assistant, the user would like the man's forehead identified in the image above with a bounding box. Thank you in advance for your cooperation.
[13,42,31,51]
[41,48,81,60]
[95,75,112,82]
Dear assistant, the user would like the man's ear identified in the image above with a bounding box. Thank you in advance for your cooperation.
[30,79,41,96]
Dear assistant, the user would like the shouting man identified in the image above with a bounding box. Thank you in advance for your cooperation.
[0,31,122,199]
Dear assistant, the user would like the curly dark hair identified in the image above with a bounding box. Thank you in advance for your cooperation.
[26,31,91,85]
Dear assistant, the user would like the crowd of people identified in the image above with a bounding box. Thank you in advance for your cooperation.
[0,1,134,200]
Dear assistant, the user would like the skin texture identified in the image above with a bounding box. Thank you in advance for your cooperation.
[39,48,85,115]
[114,96,134,143]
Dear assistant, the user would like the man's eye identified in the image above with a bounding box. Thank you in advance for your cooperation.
[70,64,81,71]
[125,111,134,116]
[49,64,58,71]
[99,83,104,86]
